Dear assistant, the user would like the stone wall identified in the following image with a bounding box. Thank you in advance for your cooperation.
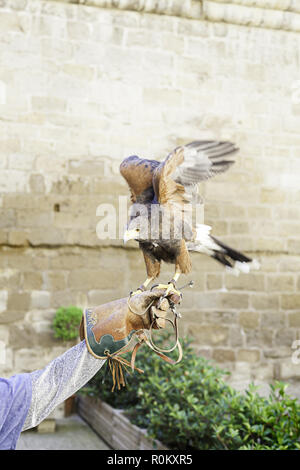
[0,0,300,392]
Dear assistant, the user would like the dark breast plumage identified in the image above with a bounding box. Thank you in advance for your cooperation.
[139,240,181,265]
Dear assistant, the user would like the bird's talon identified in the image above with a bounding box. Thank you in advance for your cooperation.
[153,283,182,298]
[150,283,159,291]
[130,287,144,297]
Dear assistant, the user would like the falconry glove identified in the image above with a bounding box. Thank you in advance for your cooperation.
[79,289,182,391]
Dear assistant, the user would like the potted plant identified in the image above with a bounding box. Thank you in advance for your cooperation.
[78,333,300,450]
[52,305,83,343]
[52,305,83,416]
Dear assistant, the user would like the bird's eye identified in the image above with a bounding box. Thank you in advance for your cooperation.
[136,228,140,232]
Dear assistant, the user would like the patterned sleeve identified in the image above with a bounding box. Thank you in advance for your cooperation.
[22,340,105,431]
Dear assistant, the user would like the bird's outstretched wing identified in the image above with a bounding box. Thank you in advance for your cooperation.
[153,140,239,206]
[120,155,160,204]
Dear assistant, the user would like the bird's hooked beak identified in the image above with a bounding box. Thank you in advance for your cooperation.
[123,229,139,244]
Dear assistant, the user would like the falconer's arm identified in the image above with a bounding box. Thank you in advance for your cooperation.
[22,288,174,431]
[22,339,105,431]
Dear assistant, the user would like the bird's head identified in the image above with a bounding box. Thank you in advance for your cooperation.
[123,215,149,244]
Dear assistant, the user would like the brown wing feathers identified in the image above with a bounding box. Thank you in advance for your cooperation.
[152,140,238,206]
[120,156,159,203]
[152,147,188,206]
[120,140,238,207]
[176,141,238,185]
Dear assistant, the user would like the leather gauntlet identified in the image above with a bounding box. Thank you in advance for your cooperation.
[79,289,182,391]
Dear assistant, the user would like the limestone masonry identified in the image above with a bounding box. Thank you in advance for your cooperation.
[0,0,300,393]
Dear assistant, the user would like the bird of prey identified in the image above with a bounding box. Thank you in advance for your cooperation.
[120,140,259,296]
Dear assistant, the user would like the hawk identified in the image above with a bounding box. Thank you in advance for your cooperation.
[120,140,259,296]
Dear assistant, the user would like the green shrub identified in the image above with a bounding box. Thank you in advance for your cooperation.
[81,333,300,450]
[52,306,83,341]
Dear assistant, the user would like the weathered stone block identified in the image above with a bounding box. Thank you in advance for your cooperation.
[251,294,279,310]
[267,274,295,292]
[274,328,295,347]
[37,419,56,434]
[14,348,47,372]
[281,294,300,310]
[206,273,223,290]
[238,311,260,329]
[0,347,13,375]
[245,328,274,349]
[287,239,300,254]
[212,348,235,363]
[280,256,300,272]
[23,271,43,290]
[229,326,245,348]
[8,230,28,246]
[68,159,105,176]
[44,271,67,291]
[181,309,204,324]
[68,269,125,290]
[280,360,300,380]
[0,230,8,244]
[253,237,285,252]
[247,206,272,219]
[17,209,49,227]
[9,323,39,349]
[49,290,77,309]
[186,323,229,346]
[0,309,26,324]
[31,96,66,112]
[196,292,249,310]
[261,312,286,328]
[237,349,261,363]
[62,63,95,81]
[288,312,300,328]
[7,292,30,311]
[225,273,265,292]
[27,228,66,246]
[0,325,9,344]
[260,188,286,204]
[87,289,119,306]
[29,174,46,194]
[0,290,8,313]
[8,153,35,170]
[30,291,51,309]
[203,310,237,325]
[143,88,181,107]
[0,208,16,228]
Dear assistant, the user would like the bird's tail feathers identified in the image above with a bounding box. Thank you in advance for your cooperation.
[188,224,260,275]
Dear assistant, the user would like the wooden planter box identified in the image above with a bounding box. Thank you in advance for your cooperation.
[77,395,168,450]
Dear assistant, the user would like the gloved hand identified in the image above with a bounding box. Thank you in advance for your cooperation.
[79,288,181,355]
[126,287,181,329]
[79,288,183,391]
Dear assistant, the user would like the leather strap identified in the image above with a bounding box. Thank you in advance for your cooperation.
[130,329,183,371]
[105,350,144,392]
[128,296,183,371]
[149,314,179,354]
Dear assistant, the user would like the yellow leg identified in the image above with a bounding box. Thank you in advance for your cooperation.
[130,277,155,297]
[153,269,182,297]
[143,277,155,289]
